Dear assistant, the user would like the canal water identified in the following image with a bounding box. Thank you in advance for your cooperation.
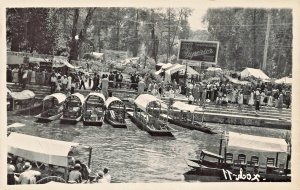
[7,112,290,183]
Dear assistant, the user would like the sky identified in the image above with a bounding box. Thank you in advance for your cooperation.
[188,7,209,31]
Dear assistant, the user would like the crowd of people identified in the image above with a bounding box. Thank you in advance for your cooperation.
[7,154,111,185]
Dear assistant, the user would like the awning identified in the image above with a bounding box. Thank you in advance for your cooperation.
[275,77,292,85]
[105,97,123,109]
[8,90,35,100]
[207,67,222,72]
[43,93,67,104]
[202,150,224,160]
[164,64,199,82]
[7,132,79,167]
[227,132,288,153]
[29,57,50,63]
[52,57,78,69]
[69,93,85,105]
[134,94,161,112]
[240,68,269,80]
[172,101,203,113]
[85,92,106,102]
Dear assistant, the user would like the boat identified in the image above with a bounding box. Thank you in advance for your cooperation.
[7,88,36,113]
[7,132,93,184]
[60,93,85,124]
[82,92,106,126]
[104,97,127,128]
[184,131,291,182]
[127,94,174,137]
[34,93,67,122]
[168,101,216,134]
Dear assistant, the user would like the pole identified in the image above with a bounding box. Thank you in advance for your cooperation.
[275,152,279,167]
[167,8,171,63]
[218,132,223,164]
[88,147,92,168]
[262,12,271,70]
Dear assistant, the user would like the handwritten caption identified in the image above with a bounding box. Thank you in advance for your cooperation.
[222,168,261,181]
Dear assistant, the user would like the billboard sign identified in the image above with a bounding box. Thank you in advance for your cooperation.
[178,40,219,64]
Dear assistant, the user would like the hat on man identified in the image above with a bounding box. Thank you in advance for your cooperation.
[74,163,82,170]
[23,162,32,170]
[97,171,104,177]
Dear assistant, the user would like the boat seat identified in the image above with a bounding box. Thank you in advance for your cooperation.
[225,153,233,164]
[266,157,276,168]
[250,156,259,167]
[238,154,246,166]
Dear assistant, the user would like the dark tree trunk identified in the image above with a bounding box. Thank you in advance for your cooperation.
[69,9,80,61]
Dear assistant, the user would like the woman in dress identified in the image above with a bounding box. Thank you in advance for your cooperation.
[12,67,19,84]
[238,90,244,108]
[277,92,283,109]
[30,68,36,84]
[248,90,254,106]
[267,92,274,107]
[231,88,237,103]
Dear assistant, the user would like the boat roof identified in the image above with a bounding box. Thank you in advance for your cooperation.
[202,150,224,160]
[105,97,123,108]
[85,92,106,102]
[228,132,288,153]
[172,101,203,113]
[134,94,162,112]
[7,132,79,167]
[68,93,85,105]
[43,93,67,104]
[7,89,35,100]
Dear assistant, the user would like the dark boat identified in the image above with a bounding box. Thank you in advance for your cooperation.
[60,93,85,124]
[34,93,66,122]
[167,101,216,134]
[82,92,106,126]
[184,132,291,182]
[127,94,174,137]
[104,97,127,128]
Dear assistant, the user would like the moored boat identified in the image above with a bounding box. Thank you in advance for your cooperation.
[104,97,127,128]
[34,93,67,122]
[168,101,217,134]
[184,131,291,182]
[82,92,106,126]
[7,88,36,113]
[7,132,93,183]
[60,93,85,124]
[127,94,174,137]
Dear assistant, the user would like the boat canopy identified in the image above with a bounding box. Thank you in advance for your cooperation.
[134,94,162,112]
[105,97,124,109]
[7,132,79,167]
[172,101,203,113]
[43,93,67,104]
[7,90,35,100]
[227,132,288,153]
[85,92,106,102]
[68,93,85,105]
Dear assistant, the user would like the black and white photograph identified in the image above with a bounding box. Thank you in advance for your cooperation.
[2,0,300,189]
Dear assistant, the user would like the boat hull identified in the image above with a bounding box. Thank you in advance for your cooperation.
[34,113,63,123]
[104,116,127,128]
[83,118,103,126]
[168,118,216,134]
[127,112,174,137]
[60,115,82,124]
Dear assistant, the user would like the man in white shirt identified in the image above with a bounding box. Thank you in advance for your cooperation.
[102,168,111,183]
[14,162,41,184]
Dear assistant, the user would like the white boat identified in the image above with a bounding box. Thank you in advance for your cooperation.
[35,93,67,122]
[60,93,85,124]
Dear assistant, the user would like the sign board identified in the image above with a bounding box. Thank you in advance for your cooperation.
[178,40,219,64]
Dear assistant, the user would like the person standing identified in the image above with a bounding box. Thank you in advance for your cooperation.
[7,156,16,185]
[7,67,13,82]
[108,72,114,88]
[277,92,284,109]
[193,83,201,105]
[12,67,19,84]
[50,73,57,93]
[79,74,86,90]
[30,68,36,84]
[248,90,254,106]
[254,89,261,115]
[41,69,46,86]
[22,68,28,89]
[138,79,145,95]
[62,75,68,92]
[101,75,109,98]
[237,90,244,108]
[67,74,72,90]
[18,66,23,86]
[68,164,82,184]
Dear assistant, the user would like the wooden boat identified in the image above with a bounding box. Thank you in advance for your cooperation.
[168,101,216,134]
[184,131,291,182]
[7,88,36,113]
[34,93,67,122]
[60,93,85,124]
[104,97,127,128]
[127,94,174,137]
[82,92,106,126]
[7,132,93,183]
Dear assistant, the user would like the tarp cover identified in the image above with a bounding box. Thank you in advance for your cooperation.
[207,67,222,72]
[69,93,85,105]
[85,92,106,103]
[134,94,161,112]
[8,90,35,100]
[172,101,203,113]
[228,132,288,153]
[240,68,269,80]
[275,76,292,84]
[7,132,79,167]
[164,64,199,82]
[43,93,67,104]
[155,63,174,75]
[52,57,78,69]
[105,97,123,109]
